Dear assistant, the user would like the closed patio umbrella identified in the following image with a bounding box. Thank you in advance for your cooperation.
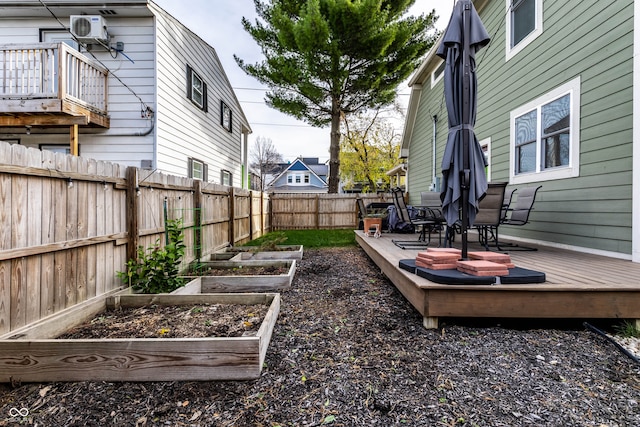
[436,0,490,259]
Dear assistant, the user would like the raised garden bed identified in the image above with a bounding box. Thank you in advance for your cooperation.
[182,260,296,293]
[211,245,304,261]
[0,292,280,382]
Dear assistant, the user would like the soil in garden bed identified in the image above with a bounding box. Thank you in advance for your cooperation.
[187,264,289,276]
[57,303,268,339]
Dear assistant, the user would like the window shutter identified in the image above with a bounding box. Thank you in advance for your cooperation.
[203,163,208,181]
[202,81,208,113]
[186,65,193,100]
[187,157,193,178]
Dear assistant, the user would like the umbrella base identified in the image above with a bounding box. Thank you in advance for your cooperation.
[399,259,545,285]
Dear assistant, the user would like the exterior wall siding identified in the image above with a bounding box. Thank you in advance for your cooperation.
[406,0,634,256]
[0,16,156,165]
[152,5,246,185]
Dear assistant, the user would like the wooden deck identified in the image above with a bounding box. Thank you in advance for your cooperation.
[355,230,640,329]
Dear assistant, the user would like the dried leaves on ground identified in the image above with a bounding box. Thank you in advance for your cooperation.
[1,247,640,426]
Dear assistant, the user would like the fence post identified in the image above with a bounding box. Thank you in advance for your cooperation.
[249,190,254,241]
[260,191,264,237]
[193,179,202,260]
[315,194,320,229]
[125,167,139,262]
[228,187,235,246]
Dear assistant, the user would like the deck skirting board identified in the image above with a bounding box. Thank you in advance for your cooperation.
[355,231,640,329]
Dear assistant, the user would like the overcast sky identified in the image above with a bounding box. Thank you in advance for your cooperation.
[153,0,455,162]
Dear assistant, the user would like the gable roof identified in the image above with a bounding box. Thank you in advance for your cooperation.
[268,158,328,189]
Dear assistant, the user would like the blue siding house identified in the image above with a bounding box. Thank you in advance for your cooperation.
[267,157,328,193]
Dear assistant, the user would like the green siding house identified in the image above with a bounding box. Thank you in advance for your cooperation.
[401,0,640,262]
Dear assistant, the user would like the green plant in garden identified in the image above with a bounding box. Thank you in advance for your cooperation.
[614,320,640,338]
[117,218,186,293]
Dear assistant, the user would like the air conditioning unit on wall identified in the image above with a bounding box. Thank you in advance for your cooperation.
[70,15,109,43]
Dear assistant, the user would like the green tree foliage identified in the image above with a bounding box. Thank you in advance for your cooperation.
[339,108,401,193]
[236,0,438,193]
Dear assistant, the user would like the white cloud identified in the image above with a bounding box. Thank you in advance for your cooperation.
[153,0,454,162]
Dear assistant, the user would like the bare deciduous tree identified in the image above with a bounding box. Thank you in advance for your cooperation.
[250,136,283,191]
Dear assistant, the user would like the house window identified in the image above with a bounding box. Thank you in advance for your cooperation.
[287,175,293,184]
[40,144,75,155]
[187,65,207,111]
[509,77,580,185]
[431,60,445,88]
[221,170,232,187]
[295,175,301,184]
[506,0,542,60]
[188,157,208,181]
[221,101,232,132]
[304,174,310,184]
[479,137,491,180]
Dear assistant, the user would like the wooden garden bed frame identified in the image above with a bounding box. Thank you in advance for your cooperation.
[0,292,280,382]
[181,260,296,292]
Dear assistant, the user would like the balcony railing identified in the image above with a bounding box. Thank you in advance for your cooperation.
[0,42,108,116]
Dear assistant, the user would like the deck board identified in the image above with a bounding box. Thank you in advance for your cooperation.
[356,231,640,327]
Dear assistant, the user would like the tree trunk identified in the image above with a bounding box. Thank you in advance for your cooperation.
[328,109,341,193]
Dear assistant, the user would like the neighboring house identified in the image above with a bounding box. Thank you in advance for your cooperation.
[400,0,639,262]
[267,157,328,193]
[0,0,251,188]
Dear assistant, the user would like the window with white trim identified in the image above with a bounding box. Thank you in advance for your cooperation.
[188,158,208,181]
[221,170,232,187]
[506,0,542,60]
[430,60,445,88]
[286,172,310,186]
[510,77,580,184]
[479,137,491,180]
[187,65,207,111]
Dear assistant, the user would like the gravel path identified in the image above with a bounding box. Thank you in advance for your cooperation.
[1,247,639,426]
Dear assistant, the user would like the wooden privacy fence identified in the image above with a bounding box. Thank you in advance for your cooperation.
[269,192,392,230]
[0,143,270,334]
[0,142,391,334]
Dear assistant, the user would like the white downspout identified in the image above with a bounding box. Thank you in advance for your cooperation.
[432,114,438,191]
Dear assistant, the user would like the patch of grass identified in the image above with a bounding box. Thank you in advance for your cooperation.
[614,320,640,338]
[244,229,357,248]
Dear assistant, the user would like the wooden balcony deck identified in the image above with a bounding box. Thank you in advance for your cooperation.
[0,43,109,128]
[356,230,640,329]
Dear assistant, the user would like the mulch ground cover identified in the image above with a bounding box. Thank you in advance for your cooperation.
[1,247,640,426]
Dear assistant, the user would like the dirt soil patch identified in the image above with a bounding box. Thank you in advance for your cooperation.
[2,247,640,426]
[57,303,268,339]
[188,265,289,276]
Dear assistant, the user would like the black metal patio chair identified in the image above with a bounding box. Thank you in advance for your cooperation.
[390,187,441,249]
[473,182,507,250]
[477,185,542,251]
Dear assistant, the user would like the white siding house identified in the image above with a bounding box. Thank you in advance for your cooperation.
[0,0,251,188]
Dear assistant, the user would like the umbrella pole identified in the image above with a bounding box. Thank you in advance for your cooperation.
[460,0,471,260]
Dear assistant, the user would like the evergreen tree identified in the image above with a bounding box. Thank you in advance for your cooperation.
[235,0,438,193]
